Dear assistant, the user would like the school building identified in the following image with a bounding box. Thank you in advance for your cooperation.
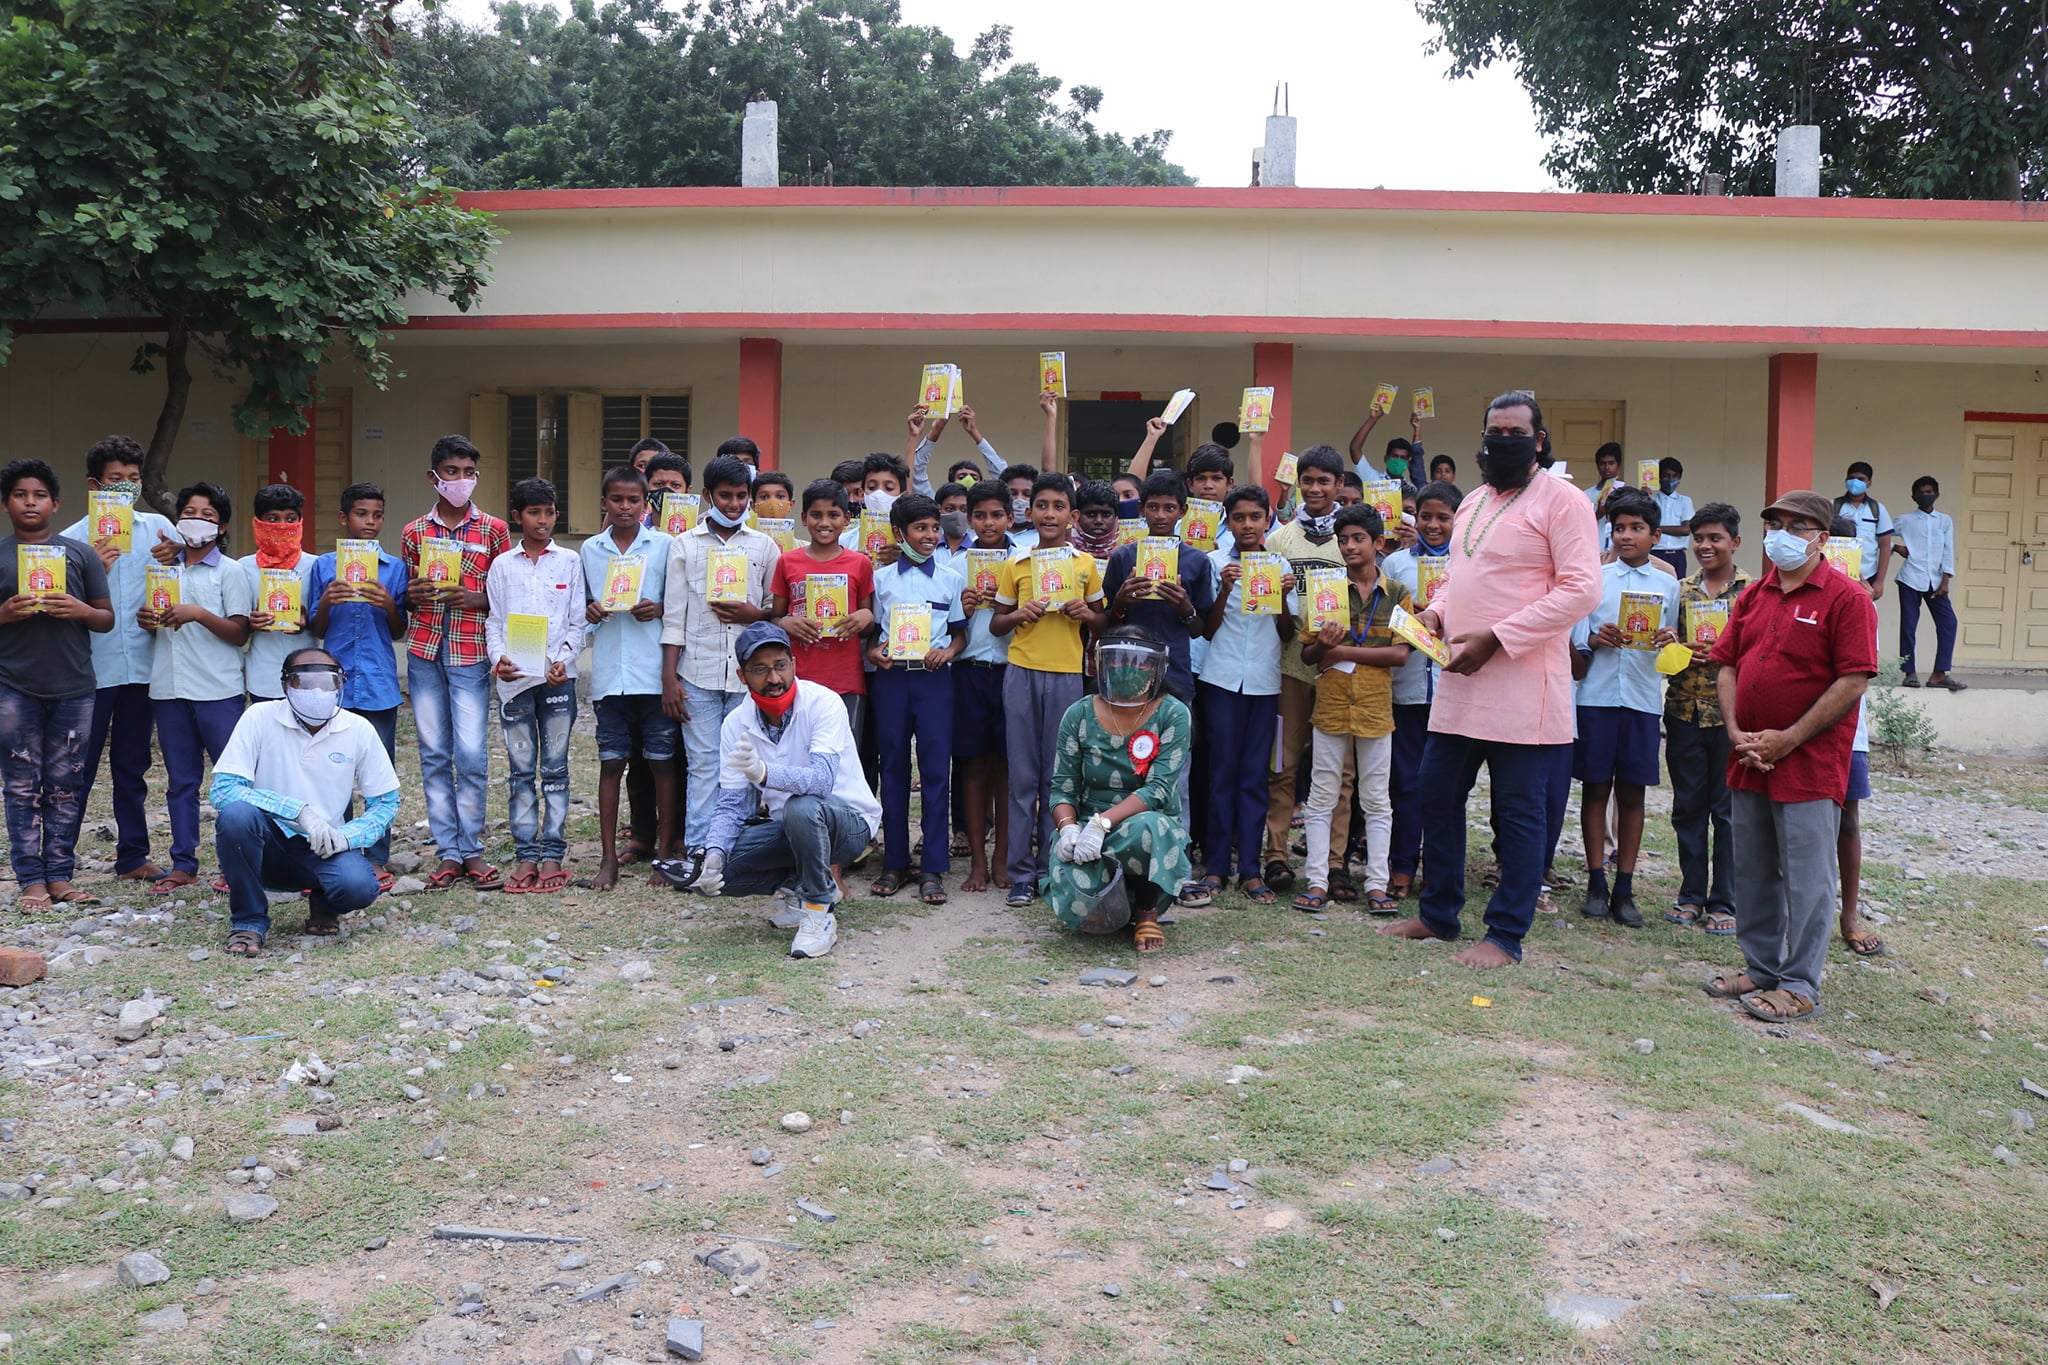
[6,186,2048,752]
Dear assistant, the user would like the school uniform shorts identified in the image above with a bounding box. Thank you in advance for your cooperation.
[594,693,677,764]
[1572,705,1662,788]
[951,662,1008,759]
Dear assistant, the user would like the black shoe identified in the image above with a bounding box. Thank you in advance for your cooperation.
[1580,885,1610,919]
[1610,892,1643,928]
[1005,886,1035,908]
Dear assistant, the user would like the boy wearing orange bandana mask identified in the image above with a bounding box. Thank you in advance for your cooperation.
[239,485,321,702]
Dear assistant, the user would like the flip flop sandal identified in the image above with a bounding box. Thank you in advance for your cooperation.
[1292,889,1328,913]
[48,889,100,906]
[1900,675,1922,688]
[375,870,395,893]
[15,893,54,913]
[424,867,464,890]
[1178,876,1223,908]
[210,878,230,894]
[870,870,906,898]
[1239,878,1278,905]
[1702,909,1738,936]
[530,871,570,894]
[226,929,265,957]
[464,865,505,891]
[303,913,341,937]
[1739,988,1821,1023]
[1843,929,1887,956]
[1666,903,1704,926]
[1533,887,1559,915]
[147,874,197,896]
[1366,893,1401,914]
[1701,970,1759,999]
[919,876,948,905]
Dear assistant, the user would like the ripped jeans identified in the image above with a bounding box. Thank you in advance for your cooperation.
[0,684,95,888]
[502,678,575,865]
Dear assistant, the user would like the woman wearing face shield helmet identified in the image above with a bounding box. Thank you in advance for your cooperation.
[1043,626,1194,953]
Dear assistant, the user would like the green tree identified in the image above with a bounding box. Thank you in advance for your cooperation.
[0,0,497,511]
[1418,0,2047,199]
[395,0,1193,189]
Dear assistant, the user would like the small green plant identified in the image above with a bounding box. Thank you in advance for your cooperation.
[1867,659,1940,771]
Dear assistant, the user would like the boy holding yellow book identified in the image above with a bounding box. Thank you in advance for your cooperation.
[769,479,876,732]
[1377,479,1460,898]
[1568,487,1681,928]
[0,457,115,911]
[952,482,1018,894]
[1662,503,1747,934]
[239,484,320,703]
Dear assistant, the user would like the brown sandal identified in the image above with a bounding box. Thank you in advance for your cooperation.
[1740,988,1820,1022]
[1701,970,1759,999]
[226,929,265,957]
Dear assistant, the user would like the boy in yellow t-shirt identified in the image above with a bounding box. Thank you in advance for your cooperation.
[990,472,1107,906]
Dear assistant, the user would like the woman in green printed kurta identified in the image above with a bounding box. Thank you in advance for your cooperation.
[1045,627,1193,953]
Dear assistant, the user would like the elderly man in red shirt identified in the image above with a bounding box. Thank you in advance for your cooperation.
[1706,490,1878,1023]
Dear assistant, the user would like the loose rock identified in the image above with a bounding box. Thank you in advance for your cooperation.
[749,1147,772,1166]
[1631,1038,1655,1055]
[1079,967,1139,987]
[224,1194,279,1223]
[780,1112,813,1133]
[117,1252,171,1288]
[665,1317,705,1360]
[137,1304,188,1331]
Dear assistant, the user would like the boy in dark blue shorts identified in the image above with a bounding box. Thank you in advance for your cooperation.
[1571,488,1680,927]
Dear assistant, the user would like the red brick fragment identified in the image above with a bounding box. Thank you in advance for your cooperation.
[0,947,47,987]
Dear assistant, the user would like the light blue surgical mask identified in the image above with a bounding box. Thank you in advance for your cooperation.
[1844,477,1868,497]
[1763,527,1817,572]
[704,504,747,529]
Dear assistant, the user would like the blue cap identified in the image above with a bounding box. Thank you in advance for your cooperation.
[734,620,792,665]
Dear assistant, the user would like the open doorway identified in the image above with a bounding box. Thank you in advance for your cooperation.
[1065,396,1192,484]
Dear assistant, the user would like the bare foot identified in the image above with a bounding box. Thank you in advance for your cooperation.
[1376,916,1439,941]
[1452,941,1518,969]
[647,866,670,889]
[593,858,619,891]
[961,864,989,894]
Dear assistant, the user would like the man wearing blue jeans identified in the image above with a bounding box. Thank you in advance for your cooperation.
[210,650,398,955]
[658,455,778,851]
[661,624,882,961]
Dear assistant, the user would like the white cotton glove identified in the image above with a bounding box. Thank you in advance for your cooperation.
[1055,822,1083,863]
[695,850,726,896]
[724,734,769,785]
[1072,817,1108,864]
[295,803,350,859]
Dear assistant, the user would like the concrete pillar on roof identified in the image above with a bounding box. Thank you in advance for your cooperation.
[1774,126,1820,197]
[742,101,779,188]
[1262,117,1297,188]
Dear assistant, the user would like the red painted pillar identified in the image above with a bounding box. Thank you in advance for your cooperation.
[738,338,784,471]
[1252,341,1295,502]
[1765,353,1817,500]
[264,407,317,490]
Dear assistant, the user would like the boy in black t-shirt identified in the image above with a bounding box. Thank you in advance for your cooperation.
[0,458,115,911]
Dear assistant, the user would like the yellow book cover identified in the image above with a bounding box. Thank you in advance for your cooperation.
[800,573,850,628]
[1371,381,1399,414]
[918,363,962,416]
[1415,556,1448,606]
[505,612,549,677]
[1389,604,1452,667]
[18,544,64,608]
[1303,566,1348,634]
[887,604,935,661]
[1822,540,1863,579]
[1116,518,1146,548]
[1687,598,1730,645]
[1032,548,1080,605]
[757,517,796,552]
[258,568,302,630]
[857,510,895,559]
[1618,590,1663,650]
[1240,551,1284,615]
[1412,387,1435,419]
[1180,499,1223,552]
[599,553,646,613]
[1366,478,1402,530]
[417,537,465,589]
[335,539,381,596]
[659,491,700,537]
[88,490,134,554]
[1134,537,1179,589]
[1274,450,1299,485]
[1040,352,1067,398]
[1160,388,1196,424]
[1238,387,1274,433]
[965,548,1007,599]
[1636,459,1659,491]
[705,546,750,602]
[145,564,180,614]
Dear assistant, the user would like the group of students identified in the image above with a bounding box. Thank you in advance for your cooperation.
[0,404,1910,967]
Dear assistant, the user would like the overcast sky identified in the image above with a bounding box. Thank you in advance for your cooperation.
[427,0,1557,191]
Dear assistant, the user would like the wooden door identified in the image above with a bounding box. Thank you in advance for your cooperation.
[308,391,351,554]
[1957,421,2048,665]
[1542,400,1624,484]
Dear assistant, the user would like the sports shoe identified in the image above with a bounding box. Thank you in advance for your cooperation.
[789,908,838,959]
[771,887,836,929]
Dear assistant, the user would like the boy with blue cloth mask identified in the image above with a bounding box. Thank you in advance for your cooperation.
[1831,461,1894,601]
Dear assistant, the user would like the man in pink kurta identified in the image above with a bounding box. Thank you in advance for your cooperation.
[1380,391,1602,967]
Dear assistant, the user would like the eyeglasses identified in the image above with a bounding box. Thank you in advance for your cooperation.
[741,656,795,681]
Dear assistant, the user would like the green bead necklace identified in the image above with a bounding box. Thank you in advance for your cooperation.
[1461,484,1527,559]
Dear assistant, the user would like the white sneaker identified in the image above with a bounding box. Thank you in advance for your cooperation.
[769,897,806,930]
[788,908,838,959]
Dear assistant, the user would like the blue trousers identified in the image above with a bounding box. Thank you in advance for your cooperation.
[872,666,953,876]
[85,682,158,874]
[1198,681,1278,879]
[502,679,575,864]
[1897,582,1956,675]
[1418,733,1567,959]
[1388,702,1431,879]
[155,696,242,875]
[0,684,94,888]
[1544,738,1575,870]
[215,802,379,939]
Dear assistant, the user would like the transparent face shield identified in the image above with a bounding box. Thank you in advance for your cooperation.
[1096,638,1168,708]
[281,662,344,693]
